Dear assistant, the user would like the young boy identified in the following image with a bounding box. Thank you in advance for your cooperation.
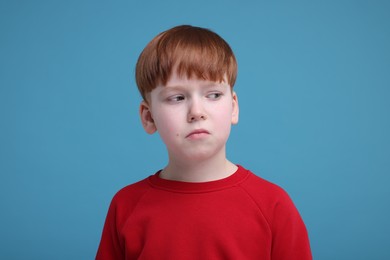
[96,25,312,259]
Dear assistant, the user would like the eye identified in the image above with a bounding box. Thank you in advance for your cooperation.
[168,95,185,102]
[207,92,222,100]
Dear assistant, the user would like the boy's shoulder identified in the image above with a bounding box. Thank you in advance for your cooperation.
[240,167,303,226]
[111,177,151,205]
[107,177,153,221]
[243,170,290,198]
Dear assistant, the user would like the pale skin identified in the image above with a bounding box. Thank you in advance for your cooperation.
[140,71,239,182]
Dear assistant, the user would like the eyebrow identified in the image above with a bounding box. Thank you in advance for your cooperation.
[158,86,184,96]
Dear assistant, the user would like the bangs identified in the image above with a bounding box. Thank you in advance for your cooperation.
[159,28,237,85]
[136,25,237,101]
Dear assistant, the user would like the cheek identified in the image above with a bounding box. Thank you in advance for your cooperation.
[158,125,183,151]
[153,111,182,138]
[213,102,234,124]
[212,110,233,135]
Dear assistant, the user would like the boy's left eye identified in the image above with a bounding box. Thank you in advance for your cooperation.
[207,93,222,99]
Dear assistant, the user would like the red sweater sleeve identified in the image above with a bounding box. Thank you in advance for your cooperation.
[269,190,312,260]
[96,195,125,260]
[240,173,312,260]
[96,180,151,260]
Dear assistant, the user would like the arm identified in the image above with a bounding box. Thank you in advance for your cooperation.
[96,199,125,260]
[270,191,312,260]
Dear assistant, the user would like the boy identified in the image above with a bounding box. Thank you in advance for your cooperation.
[96,25,312,259]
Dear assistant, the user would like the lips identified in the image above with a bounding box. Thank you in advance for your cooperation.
[186,129,210,139]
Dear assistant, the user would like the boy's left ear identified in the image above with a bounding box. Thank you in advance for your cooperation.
[231,91,239,125]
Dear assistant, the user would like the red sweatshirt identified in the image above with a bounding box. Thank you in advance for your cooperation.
[96,165,312,259]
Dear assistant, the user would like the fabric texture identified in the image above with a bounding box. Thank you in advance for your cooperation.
[96,165,312,259]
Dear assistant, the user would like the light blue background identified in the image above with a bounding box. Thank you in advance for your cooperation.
[1,0,389,259]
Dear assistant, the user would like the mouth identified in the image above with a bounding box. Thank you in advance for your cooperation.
[186,129,210,139]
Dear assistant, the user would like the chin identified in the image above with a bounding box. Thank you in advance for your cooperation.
[183,148,224,162]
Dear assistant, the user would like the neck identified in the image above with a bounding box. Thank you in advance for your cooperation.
[161,154,237,182]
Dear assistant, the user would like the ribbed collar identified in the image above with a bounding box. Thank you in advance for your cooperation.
[147,165,250,193]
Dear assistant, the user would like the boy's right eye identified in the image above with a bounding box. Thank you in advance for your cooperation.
[168,95,185,102]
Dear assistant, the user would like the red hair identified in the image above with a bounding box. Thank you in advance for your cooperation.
[135,25,237,101]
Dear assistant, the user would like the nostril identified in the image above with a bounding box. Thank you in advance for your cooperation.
[188,113,207,122]
[188,115,195,122]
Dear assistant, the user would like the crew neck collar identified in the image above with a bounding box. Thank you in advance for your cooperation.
[147,165,249,193]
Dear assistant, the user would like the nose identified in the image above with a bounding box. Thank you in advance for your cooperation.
[187,98,207,122]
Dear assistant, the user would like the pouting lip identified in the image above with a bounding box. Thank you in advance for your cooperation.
[186,129,210,138]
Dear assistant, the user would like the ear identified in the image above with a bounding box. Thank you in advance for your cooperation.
[140,101,157,134]
[231,91,239,125]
